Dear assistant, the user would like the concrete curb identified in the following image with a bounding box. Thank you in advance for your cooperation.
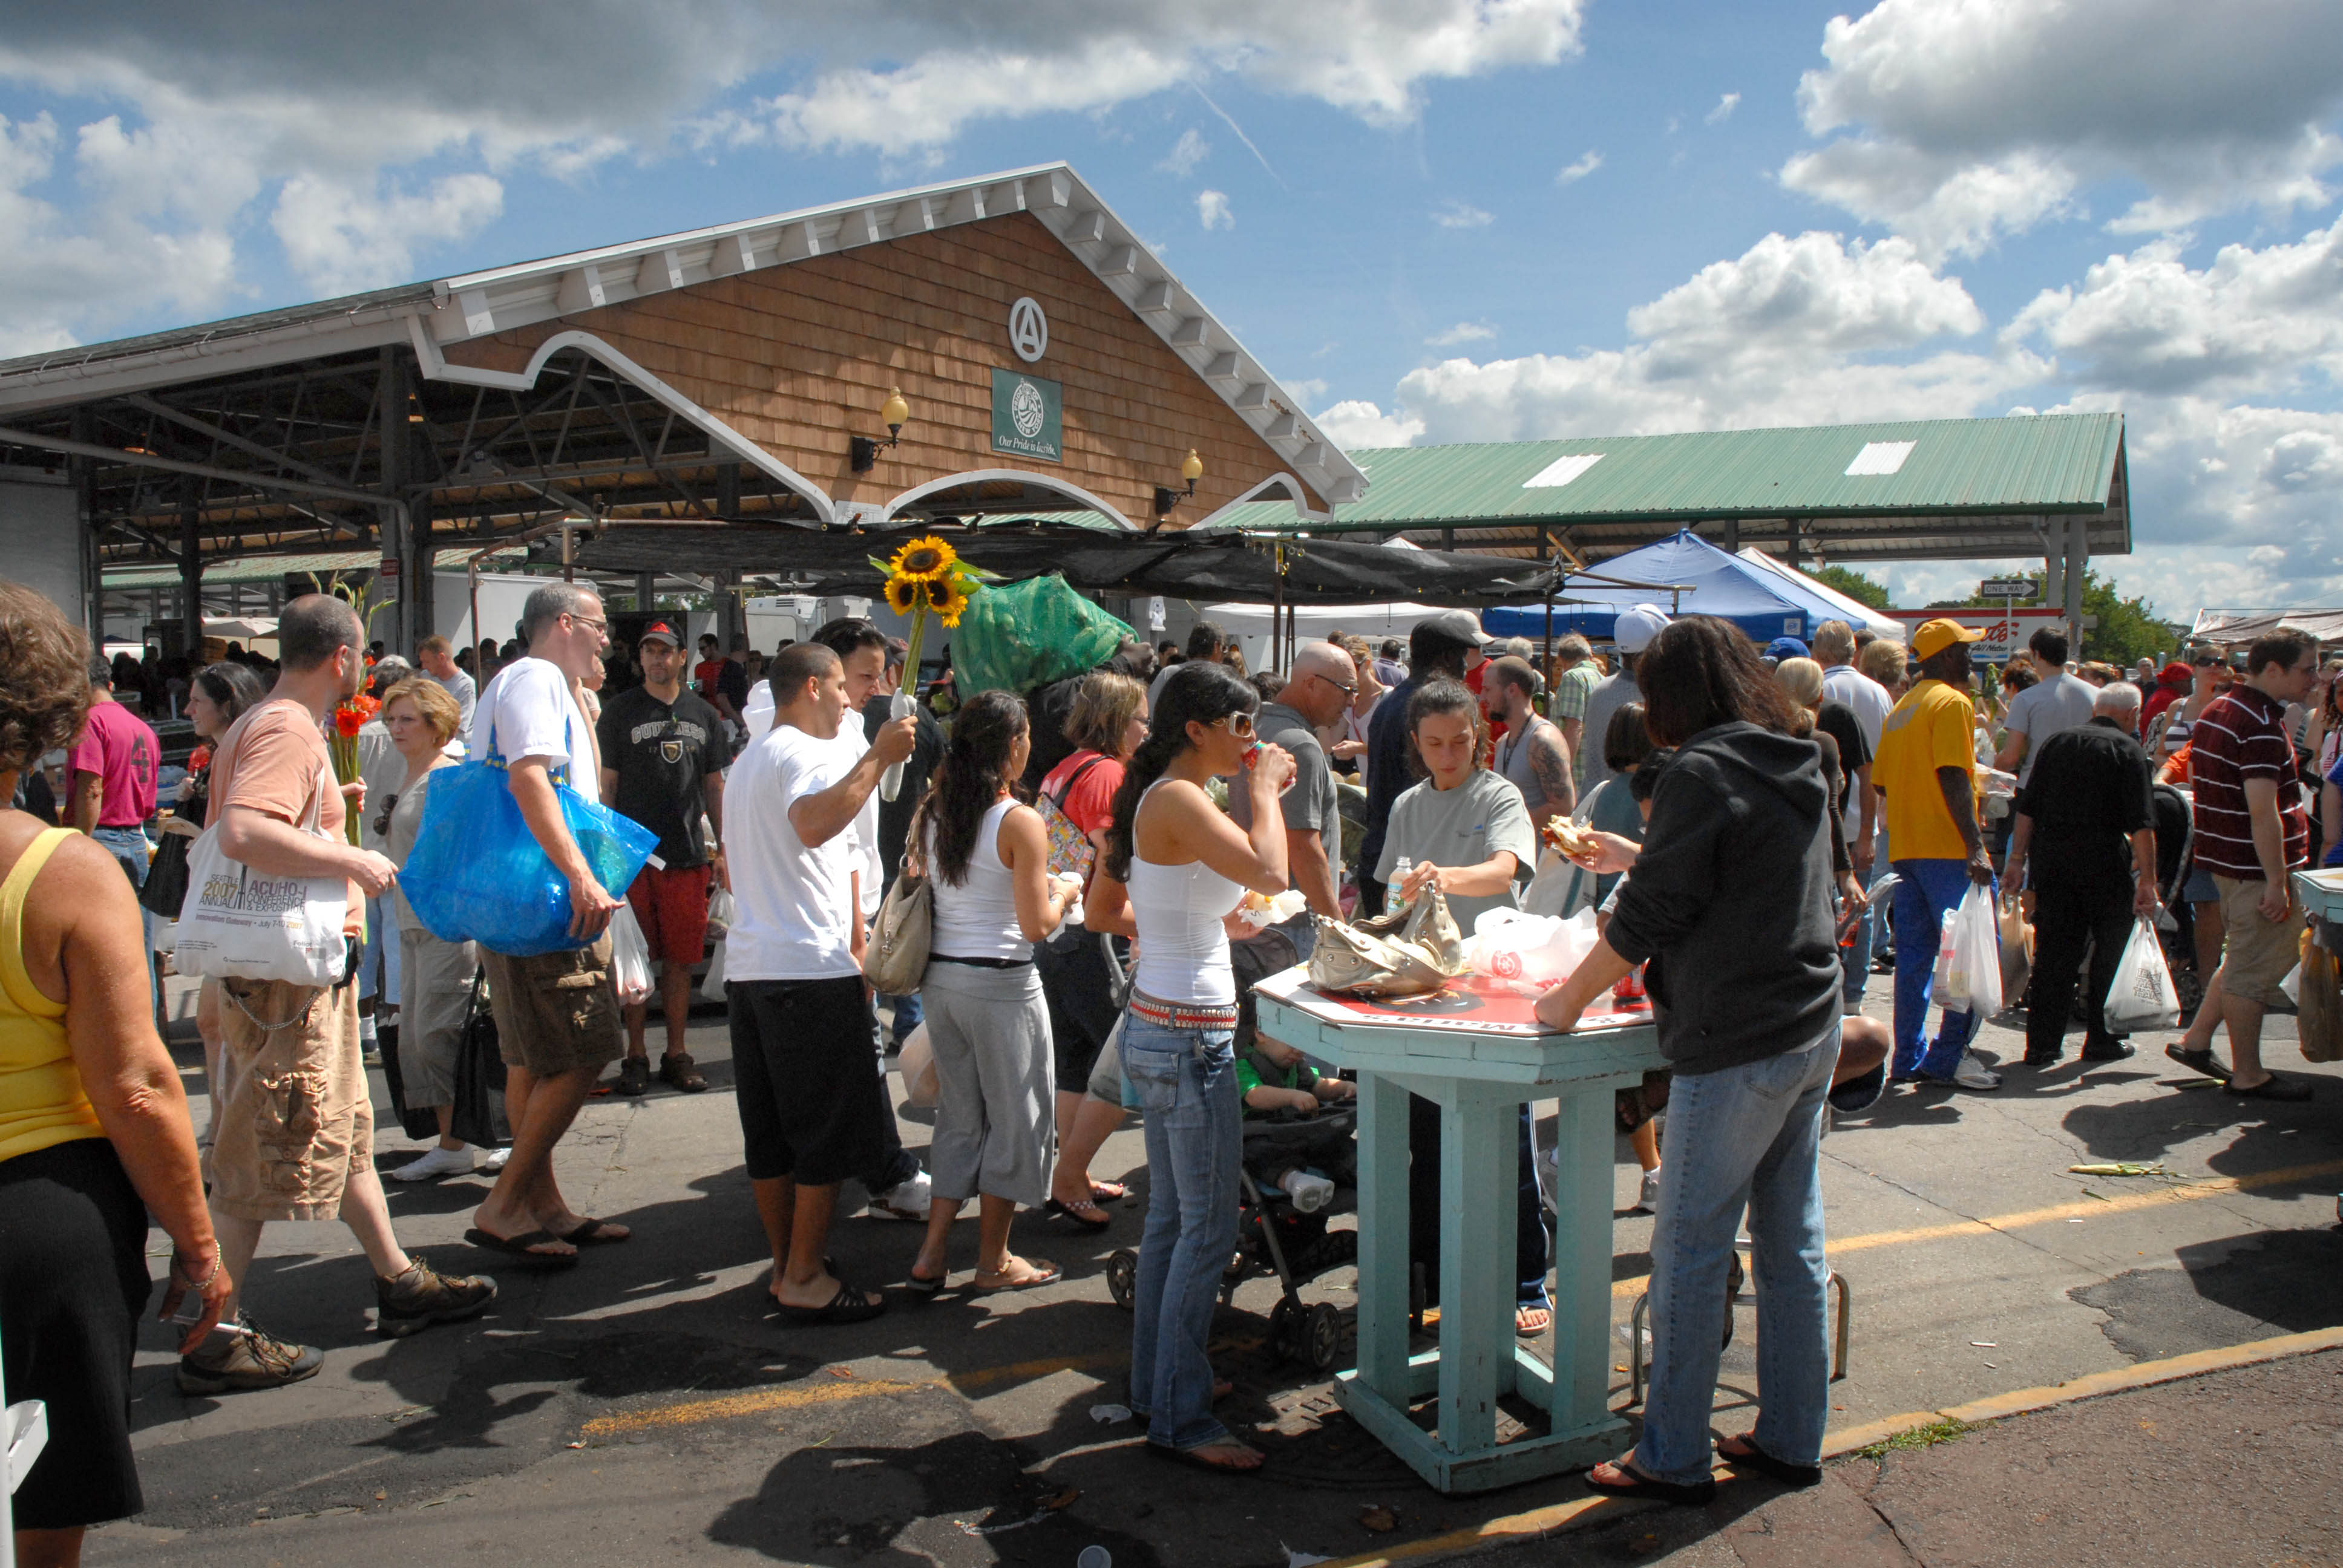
[1312,1324,2343,1568]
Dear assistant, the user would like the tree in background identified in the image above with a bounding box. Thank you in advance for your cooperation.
[1927,569,2172,666]
[1809,566,1893,610]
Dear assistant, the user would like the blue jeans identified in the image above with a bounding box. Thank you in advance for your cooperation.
[91,826,157,1016]
[1867,828,1895,970]
[1121,1015,1242,1452]
[882,990,923,1050]
[1842,834,1890,1005]
[1891,858,1984,1078]
[1640,1029,1838,1485]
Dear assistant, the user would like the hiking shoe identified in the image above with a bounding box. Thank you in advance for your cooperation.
[658,1051,708,1093]
[391,1144,475,1182]
[175,1315,323,1395]
[614,1056,650,1097]
[1631,1167,1662,1215]
[376,1255,497,1339]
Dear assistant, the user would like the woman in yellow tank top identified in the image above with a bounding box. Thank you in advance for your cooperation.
[0,583,226,1568]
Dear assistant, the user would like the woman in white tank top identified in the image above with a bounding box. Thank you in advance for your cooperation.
[1084,662,1296,1472]
[905,691,1081,1295]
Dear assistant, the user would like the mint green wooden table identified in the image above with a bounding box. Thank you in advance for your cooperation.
[2292,867,2343,923]
[1253,972,1666,1494]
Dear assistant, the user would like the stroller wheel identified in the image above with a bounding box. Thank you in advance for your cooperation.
[1106,1248,1138,1311]
[1303,1302,1343,1373]
[1268,1296,1300,1361]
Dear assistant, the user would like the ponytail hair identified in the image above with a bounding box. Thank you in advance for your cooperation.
[1101,662,1257,882]
[908,688,1028,887]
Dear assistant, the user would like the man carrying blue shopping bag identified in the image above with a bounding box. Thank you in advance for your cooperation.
[465,584,635,1265]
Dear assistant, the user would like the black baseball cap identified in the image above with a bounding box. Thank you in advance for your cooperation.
[639,621,683,647]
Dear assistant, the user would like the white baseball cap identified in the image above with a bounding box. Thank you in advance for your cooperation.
[1613,604,1671,654]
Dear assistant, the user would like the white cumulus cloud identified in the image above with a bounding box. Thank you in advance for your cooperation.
[1781,0,2343,255]
[1315,399,1426,448]
[1434,200,1493,228]
[1705,91,1739,125]
[1196,188,1234,230]
[272,172,504,295]
[1426,321,1496,345]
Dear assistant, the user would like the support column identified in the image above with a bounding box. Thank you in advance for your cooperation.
[635,572,657,612]
[2063,516,2088,650]
[715,461,744,650]
[2042,525,2066,616]
[402,499,436,651]
[1786,524,1804,572]
[378,346,417,653]
[1725,518,1740,554]
[179,483,203,657]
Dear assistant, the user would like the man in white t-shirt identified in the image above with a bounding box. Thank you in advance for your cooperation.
[725,641,920,1324]
[1997,627,2099,787]
[465,582,631,1264]
[1815,620,1891,1010]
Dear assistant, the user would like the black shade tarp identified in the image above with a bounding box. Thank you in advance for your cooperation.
[563,519,1561,606]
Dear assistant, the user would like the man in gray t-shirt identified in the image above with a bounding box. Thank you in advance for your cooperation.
[1226,641,1355,917]
[1996,629,2099,785]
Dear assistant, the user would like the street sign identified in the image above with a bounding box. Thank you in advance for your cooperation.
[1978,578,2034,599]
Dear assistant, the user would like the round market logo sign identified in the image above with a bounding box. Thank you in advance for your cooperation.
[1009,378,1047,439]
[1008,296,1049,363]
[989,367,1062,463]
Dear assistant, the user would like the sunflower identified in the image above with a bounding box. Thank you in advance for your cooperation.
[882,575,920,616]
[925,574,971,627]
[889,535,958,584]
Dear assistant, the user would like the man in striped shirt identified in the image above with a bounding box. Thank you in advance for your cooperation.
[2168,632,2319,1100]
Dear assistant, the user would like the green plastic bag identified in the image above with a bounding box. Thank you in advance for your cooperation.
[951,573,1132,697]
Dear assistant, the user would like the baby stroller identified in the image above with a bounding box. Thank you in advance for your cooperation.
[1106,1106,1358,1373]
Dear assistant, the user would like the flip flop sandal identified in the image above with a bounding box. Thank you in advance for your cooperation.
[773,1278,888,1325]
[1090,1181,1129,1201]
[1145,1441,1265,1475]
[1718,1436,1821,1488]
[1044,1198,1112,1232]
[562,1218,630,1246]
[1515,1307,1553,1338]
[905,1269,948,1296]
[463,1227,581,1268]
[2221,1075,2313,1102]
[2164,1044,2230,1080]
[1585,1460,1716,1506]
[974,1262,1063,1293]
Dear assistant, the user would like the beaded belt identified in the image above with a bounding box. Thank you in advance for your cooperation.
[1127,991,1240,1031]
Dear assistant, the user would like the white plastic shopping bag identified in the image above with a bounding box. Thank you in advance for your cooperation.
[609,904,653,1005]
[173,763,348,987]
[1468,906,1600,986]
[705,883,737,939]
[1939,882,2002,1017]
[699,937,727,1001]
[2105,916,2182,1032]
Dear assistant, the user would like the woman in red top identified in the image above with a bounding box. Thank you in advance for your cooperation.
[1037,671,1149,1229]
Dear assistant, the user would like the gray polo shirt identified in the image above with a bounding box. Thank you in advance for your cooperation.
[1226,700,1340,878]
[1374,768,1538,934]
[2004,671,2097,785]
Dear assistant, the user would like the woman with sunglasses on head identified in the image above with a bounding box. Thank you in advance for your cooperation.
[373,678,498,1183]
[167,661,267,1164]
[1086,662,1295,1474]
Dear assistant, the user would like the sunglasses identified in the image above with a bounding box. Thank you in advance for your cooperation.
[1213,713,1257,739]
[372,791,398,839]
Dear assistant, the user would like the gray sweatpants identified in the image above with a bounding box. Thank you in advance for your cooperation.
[918,960,1055,1208]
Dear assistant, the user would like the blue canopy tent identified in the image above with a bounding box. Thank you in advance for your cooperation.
[1482,529,1840,644]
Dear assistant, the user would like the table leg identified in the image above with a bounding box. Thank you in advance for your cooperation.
[1550,1085,1617,1432]
[1352,1072,1412,1403]
[1437,1094,1516,1456]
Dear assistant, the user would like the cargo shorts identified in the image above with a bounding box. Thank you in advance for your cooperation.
[480,935,623,1078]
[211,978,371,1223]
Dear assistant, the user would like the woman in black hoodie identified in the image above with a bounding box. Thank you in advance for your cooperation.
[1537,616,1844,1504]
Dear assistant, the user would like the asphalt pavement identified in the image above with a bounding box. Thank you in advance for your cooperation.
[77,970,2343,1567]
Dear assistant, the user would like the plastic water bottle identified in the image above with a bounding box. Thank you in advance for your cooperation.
[1389,857,1415,914]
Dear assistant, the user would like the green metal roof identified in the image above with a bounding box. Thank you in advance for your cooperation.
[1209,413,2129,564]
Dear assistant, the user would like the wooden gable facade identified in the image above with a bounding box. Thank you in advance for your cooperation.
[438,212,1325,529]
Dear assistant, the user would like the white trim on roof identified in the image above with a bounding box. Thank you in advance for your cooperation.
[1195,471,1328,528]
[881,468,1136,532]
[0,164,1368,508]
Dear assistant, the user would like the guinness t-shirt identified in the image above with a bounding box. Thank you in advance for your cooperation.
[597,684,735,868]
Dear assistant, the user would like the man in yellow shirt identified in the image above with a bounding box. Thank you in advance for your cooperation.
[1872,619,2001,1091]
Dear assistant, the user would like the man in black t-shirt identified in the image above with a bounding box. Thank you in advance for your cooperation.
[597,621,736,1096]
[2005,682,2158,1067]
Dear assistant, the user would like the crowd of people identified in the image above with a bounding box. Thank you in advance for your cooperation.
[4,567,2335,1558]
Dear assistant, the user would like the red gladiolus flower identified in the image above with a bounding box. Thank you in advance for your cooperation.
[333,705,365,738]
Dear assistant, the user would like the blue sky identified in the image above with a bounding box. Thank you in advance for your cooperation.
[3,0,2339,616]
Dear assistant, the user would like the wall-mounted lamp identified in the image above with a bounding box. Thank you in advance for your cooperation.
[1153,449,1205,515]
[850,387,912,472]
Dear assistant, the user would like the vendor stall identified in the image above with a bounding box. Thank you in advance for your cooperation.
[1253,969,1663,1494]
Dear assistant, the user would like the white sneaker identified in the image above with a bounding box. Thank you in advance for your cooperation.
[871,1169,932,1221]
[479,1146,512,1173]
[391,1145,475,1182]
[1632,1167,1662,1214]
[1281,1171,1336,1213]
[1948,1053,2002,1091]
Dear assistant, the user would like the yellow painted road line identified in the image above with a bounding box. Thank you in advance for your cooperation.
[1608,1155,2343,1298]
[1320,1325,2343,1568]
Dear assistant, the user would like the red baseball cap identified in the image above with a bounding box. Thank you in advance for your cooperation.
[639,621,683,647]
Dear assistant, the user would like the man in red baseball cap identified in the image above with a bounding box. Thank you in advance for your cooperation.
[1872,618,2000,1091]
[595,620,733,1096]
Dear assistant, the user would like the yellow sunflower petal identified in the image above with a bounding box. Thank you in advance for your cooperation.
[890,534,960,584]
[883,577,919,616]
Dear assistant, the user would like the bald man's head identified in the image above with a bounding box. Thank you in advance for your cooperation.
[1283,640,1358,728]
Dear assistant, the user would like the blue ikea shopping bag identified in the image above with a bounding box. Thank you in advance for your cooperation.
[398,736,657,959]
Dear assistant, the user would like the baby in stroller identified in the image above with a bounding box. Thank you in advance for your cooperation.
[1239,1035,1357,1205]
